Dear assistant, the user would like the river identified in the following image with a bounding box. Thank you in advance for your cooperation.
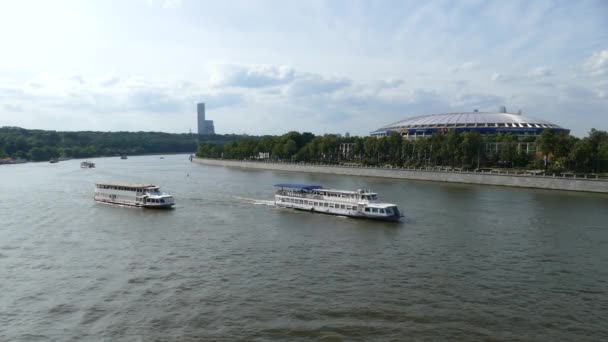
[1,154,607,341]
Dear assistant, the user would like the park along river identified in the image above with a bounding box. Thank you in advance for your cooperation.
[1,154,607,341]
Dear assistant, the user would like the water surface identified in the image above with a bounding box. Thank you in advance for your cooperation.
[1,155,607,341]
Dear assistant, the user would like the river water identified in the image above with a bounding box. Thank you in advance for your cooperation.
[1,154,607,341]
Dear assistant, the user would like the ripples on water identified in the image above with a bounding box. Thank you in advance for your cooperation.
[1,155,608,341]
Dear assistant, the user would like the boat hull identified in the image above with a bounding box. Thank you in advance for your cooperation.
[275,202,402,222]
[94,198,174,209]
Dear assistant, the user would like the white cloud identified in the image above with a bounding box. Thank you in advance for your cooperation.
[492,66,555,83]
[146,0,182,9]
[162,0,182,9]
[211,64,295,88]
[284,73,352,97]
[584,50,608,76]
[452,61,479,73]
[527,67,554,78]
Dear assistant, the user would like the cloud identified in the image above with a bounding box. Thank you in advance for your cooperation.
[162,0,182,9]
[377,79,404,89]
[452,61,479,73]
[99,73,120,87]
[453,93,506,109]
[285,73,352,97]
[0,73,243,119]
[492,66,555,83]
[199,92,243,110]
[211,64,295,88]
[527,67,554,77]
[146,0,182,9]
[3,103,23,112]
[584,50,608,76]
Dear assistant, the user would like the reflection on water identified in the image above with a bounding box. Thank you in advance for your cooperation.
[1,155,607,341]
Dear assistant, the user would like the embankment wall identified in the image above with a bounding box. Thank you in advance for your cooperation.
[192,158,608,194]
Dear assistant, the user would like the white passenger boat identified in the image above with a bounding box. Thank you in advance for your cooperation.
[80,161,95,168]
[274,184,403,222]
[94,182,175,208]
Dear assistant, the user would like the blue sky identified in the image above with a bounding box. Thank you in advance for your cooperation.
[0,0,606,136]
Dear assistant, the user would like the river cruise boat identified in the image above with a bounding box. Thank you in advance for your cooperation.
[80,161,95,168]
[94,182,175,208]
[274,184,402,222]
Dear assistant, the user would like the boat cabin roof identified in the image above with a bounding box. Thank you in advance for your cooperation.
[96,182,158,189]
[274,183,323,190]
[273,184,377,196]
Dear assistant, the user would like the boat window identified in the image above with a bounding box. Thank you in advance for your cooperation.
[340,204,345,209]
[160,199,165,204]
[329,203,334,208]
[386,208,393,215]
[372,195,378,200]
[372,208,378,213]
[324,203,329,207]
[364,207,370,212]
[379,209,385,214]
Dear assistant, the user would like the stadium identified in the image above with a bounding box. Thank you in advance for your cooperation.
[370,107,569,140]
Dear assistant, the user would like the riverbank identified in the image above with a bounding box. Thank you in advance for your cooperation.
[193,157,608,194]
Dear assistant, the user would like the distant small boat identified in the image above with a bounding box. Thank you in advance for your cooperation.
[80,161,95,168]
[49,158,59,163]
[160,157,165,159]
[120,155,127,160]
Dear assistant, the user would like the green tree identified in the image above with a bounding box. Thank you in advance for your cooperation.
[282,139,297,158]
[537,129,557,170]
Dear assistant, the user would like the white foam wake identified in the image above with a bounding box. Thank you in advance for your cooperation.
[232,196,275,206]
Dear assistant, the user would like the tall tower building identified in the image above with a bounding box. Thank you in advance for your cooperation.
[197,102,215,135]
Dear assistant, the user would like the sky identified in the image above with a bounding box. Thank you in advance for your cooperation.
[0,0,606,136]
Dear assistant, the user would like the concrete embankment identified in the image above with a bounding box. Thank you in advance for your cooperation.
[192,158,608,194]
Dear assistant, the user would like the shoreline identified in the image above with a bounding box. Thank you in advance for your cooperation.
[192,157,608,194]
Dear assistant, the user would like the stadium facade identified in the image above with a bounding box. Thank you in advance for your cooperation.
[370,107,569,140]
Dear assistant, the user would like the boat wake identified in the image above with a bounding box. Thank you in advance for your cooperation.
[232,196,275,206]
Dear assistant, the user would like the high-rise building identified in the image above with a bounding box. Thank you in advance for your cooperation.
[197,102,215,135]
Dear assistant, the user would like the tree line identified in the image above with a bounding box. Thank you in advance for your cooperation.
[0,127,244,161]
[197,129,608,174]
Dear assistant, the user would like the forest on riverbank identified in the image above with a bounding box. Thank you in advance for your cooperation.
[197,129,608,174]
[0,127,244,161]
